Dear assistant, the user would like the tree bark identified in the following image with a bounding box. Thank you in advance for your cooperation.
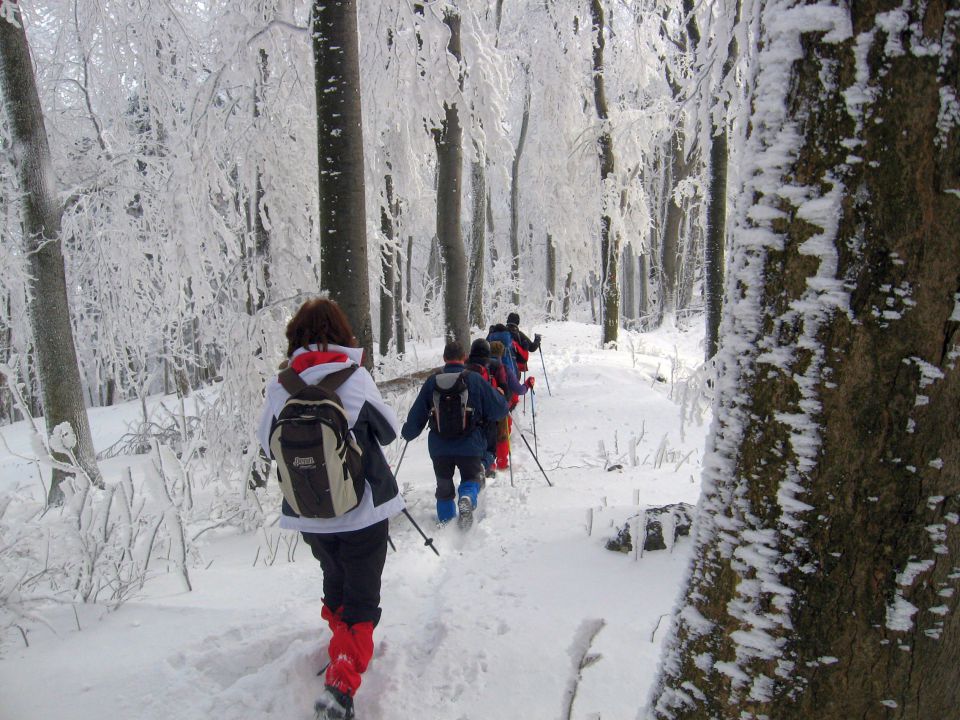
[509,80,531,308]
[704,2,741,361]
[590,0,619,346]
[468,149,487,330]
[651,3,960,717]
[433,9,469,348]
[0,9,102,502]
[313,0,373,366]
[379,173,396,356]
[546,233,557,319]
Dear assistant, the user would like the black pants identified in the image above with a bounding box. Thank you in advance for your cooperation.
[301,519,389,626]
[432,455,485,501]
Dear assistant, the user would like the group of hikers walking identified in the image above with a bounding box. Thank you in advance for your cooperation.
[256,298,543,719]
[401,311,542,528]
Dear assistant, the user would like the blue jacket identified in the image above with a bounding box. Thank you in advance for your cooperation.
[401,363,508,457]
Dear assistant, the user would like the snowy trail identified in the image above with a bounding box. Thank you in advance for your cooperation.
[1,321,707,720]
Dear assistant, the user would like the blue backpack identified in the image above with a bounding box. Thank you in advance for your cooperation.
[486,326,519,379]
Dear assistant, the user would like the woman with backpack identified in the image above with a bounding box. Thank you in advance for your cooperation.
[256,297,403,720]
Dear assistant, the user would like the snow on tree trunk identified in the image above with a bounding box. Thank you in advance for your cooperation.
[0,8,102,503]
[650,2,960,718]
[509,81,531,309]
[434,8,469,349]
[379,173,396,356]
[468,150,487,330]
[704,3,741,362]
[313,0,373,366]
[590,0,619,346]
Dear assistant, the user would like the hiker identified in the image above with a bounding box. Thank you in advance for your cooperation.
[256,297,403,720]
[488,339,535,471]
[400,340,508,527]
[464,338,500,478]
[505,312,541,374]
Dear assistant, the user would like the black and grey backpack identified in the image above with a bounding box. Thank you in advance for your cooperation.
[269,365,364,518]
[429,371,474,439]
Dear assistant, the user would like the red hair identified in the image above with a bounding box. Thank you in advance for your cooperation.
[285,298,357,356]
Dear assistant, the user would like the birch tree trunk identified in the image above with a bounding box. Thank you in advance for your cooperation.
[650,3,960,717]
[590,0,619,346]
[434,8,469,348]
[313,0,373,365]
[0,9,102,502]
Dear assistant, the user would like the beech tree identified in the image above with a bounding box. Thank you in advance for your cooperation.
[433,6,469,348]
[313,0,373,363]
[650,2,960,717]
[590,0,619,346]
[0,5,102,502]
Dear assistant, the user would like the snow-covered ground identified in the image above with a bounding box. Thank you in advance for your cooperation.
[0,319,710,720]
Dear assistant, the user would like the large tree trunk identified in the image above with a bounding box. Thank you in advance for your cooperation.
[509,81,531,308]
[590,0,619,346]
[0,9,102,503]
[468,149,486,330]
[650,3,960,718]
[704,2,741,361]
[313,0,373,366]
[434,9,469,348]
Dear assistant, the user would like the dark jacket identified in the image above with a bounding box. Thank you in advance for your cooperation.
[506,322,540,353]
[401,362,508,457]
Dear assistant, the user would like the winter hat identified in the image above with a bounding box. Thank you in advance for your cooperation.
[469,338,491,360]
[506,312,520,326]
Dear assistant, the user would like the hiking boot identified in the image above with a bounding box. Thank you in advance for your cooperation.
[314,685,355,720]
[485,467,496,478]
[457,496,474,530]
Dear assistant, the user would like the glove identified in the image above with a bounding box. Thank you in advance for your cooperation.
[525,377,536,389]
[534,334,542,343]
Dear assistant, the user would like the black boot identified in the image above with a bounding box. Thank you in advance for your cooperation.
[314,685,355,720]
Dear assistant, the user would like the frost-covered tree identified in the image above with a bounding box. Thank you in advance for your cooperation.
[313,0,373,363]
[0,4,101,501]
[650,1,960,717]
[433,5,469,348]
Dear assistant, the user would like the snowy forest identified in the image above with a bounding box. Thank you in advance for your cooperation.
[1,0,958,718]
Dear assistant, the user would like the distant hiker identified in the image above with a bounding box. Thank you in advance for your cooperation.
[256,298,403,720]
[488,339,535,471]
[400,340,508,528]
[464,338,500,478]
[505,312,541,374]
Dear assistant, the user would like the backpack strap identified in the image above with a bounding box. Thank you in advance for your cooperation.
[278,364,359,395]
[317,365,359,393]
[278,367,308,394]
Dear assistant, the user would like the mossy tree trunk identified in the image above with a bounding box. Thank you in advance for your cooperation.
[650,3,960,718]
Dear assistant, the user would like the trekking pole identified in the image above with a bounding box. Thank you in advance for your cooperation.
[393,440,410,480]
[538,346,552,396]
[392,439,439,556]
[402,509,439,556]
[518,431,553,487]
[530,388,538,457]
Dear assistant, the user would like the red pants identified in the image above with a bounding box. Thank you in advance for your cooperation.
[495,415,512,469]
